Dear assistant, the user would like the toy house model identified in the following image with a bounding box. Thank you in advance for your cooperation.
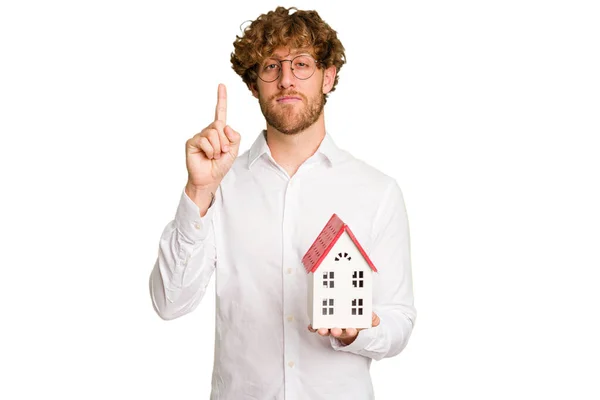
[302,214,378,329]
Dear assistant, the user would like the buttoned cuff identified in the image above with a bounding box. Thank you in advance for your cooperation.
[175,189,216,241]
[329,325,380,353]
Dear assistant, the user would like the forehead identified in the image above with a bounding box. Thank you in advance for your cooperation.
[266,47,314,59]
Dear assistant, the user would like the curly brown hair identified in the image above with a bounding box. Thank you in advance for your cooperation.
[231,7,346,101]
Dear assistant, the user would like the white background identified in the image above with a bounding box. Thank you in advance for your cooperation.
[1,0,599,399]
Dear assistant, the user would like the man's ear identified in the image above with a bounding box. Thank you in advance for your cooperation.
[322,65,337,95]
[249,82,259,99]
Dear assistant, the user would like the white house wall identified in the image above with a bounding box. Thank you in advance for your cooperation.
[307,271,314,324]
[310,232,373,329]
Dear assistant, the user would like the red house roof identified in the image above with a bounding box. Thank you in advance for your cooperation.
[302,214,378,274]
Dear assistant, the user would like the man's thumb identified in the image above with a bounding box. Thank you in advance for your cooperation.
[224,125,241,148]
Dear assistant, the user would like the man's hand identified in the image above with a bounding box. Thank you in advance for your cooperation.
[185,84,241,214]
[308,312,380,346]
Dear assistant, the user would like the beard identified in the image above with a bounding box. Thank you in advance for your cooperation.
[259,89,325,135]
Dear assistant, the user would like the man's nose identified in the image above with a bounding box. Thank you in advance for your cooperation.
[278,61,296,89]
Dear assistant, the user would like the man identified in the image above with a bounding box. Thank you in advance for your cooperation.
[150,6,416,399]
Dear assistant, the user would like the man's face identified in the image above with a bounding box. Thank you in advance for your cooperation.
[251,47,336,135]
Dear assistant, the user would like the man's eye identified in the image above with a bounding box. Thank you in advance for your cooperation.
[264,64,278,70]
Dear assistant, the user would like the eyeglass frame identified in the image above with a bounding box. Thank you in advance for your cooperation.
[256,54,322,83]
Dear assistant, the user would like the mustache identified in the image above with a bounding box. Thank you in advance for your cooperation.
[269,91,306,101]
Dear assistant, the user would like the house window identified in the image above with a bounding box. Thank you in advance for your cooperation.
[351,299,364,315]
[322,299,334,315]
[322,271,335,288]
[352,271,364,288]
[335,252,351,261]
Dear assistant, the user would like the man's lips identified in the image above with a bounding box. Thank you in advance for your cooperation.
[276,96,302,103]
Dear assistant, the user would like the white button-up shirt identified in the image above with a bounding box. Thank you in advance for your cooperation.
[150,131,416,400]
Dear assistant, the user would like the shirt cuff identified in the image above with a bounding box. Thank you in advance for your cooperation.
[329,326,380,353]
[175,189,216,241]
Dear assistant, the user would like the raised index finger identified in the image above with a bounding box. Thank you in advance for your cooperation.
[215,83,227,123]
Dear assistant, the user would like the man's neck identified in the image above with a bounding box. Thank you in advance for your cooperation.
[265,113,326,177]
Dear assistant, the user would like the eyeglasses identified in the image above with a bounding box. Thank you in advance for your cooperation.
[257,54,320,83]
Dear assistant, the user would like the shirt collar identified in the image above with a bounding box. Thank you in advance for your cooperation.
[247,130,346,169]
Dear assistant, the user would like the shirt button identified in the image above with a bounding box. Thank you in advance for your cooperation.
[288,361,295,368]
[287,268,293,274]
[194,223,201,230]
[287,315,294,322]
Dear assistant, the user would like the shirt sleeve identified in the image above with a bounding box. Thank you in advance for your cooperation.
[329,179,416,360]
[149,188,219,320]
